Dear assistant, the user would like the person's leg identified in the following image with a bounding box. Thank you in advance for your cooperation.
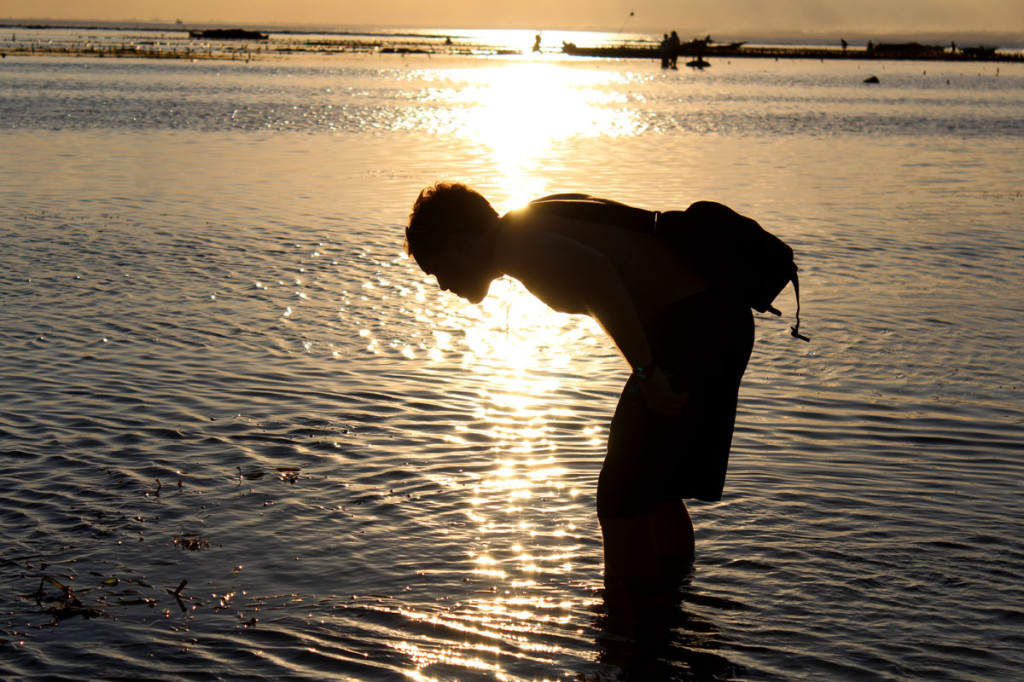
[599,513,659,584]
[598,376,657,587]
[600,502,693,582]
[599,511,668,623]
[651,499,695,579]
[599,367,689,615]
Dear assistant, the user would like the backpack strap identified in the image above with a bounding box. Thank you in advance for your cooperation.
[527,195,659,232]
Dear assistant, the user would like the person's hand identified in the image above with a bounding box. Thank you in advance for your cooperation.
[640,366,689,416]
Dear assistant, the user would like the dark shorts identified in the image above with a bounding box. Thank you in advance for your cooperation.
[597,289,754,518]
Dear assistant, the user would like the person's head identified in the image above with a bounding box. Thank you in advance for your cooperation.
[405,182,500,303]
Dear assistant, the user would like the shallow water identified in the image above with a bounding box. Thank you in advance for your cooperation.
[1,51,1023,680]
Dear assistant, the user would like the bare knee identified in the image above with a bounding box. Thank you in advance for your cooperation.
[652,499,695,562]
[599,513,660,583]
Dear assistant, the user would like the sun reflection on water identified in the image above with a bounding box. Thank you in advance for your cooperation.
[407,59,642,209]
[456,62,636,206]
[398,216,612,653]
[390,269,608,674]
[385,57,645,677]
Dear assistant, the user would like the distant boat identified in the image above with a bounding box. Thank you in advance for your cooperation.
[189,29,269,41]
[867,42,944,59]
[561,42,658,59]
[561,39,743,61]
[961,46,998,59]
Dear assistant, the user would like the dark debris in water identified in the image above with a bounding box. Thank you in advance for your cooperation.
[173,532,210,551]
[17,567,208,631]
[236,465,303,485]
[29,576,103,621]
[278,467,300,484]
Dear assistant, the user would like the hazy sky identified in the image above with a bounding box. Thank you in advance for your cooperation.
[2,0,1021,36]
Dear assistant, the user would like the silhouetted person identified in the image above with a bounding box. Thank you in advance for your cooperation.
[405,183,754,619]
[533,33,542,53]
[659,33,671,68]
[693,36,708,67]
[668,31,681,68]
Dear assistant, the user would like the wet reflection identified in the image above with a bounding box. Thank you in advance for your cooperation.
[392,271,604,676]
[593,586,746,681]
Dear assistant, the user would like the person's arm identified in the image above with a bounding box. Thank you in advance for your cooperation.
[495,227,687,415]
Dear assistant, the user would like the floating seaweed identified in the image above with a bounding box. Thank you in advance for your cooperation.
[173,532,210,551]
[236,465,302,484]
[278,467,301,484]
[31,576,102,621]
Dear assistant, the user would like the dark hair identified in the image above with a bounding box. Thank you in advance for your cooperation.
[405,182,498,266]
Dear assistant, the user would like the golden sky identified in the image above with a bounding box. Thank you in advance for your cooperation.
[1,0,1021,35]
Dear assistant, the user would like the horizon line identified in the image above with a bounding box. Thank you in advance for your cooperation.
[1,17,1021,42]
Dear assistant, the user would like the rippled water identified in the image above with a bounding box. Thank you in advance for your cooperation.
[1,50,1023,680]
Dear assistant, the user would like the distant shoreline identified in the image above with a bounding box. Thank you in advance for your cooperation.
[1,20,1021,63]
[561,42,1022,63]
[4,43,1021,64]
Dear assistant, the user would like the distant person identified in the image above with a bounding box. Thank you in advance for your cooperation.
[668,30,681,68]
[659,33,671,68]
[841,38,848,51]
[533,33,542,53]
[404,183,756,616]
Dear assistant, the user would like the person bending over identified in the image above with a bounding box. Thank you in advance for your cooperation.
[404,182,754,610]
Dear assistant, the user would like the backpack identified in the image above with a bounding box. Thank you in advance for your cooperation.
[526,195,809,341]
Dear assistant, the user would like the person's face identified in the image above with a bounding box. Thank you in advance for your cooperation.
[422,245,493,304]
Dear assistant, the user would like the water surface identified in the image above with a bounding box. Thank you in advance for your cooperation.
[1,50,1023,680]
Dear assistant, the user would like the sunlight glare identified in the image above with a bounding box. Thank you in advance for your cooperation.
[399,59,636,653]
[452,61,637,208]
